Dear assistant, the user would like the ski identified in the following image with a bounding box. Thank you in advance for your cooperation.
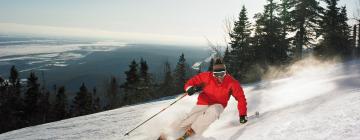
[158,111,260,140]
[248,111,260,120]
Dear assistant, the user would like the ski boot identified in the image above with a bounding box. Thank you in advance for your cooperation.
[177,128,195,140]
[157,133,167,140]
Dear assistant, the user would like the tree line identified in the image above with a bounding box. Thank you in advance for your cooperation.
[0,53,194,134]
[0,66,103,133]
[224,0,360,82]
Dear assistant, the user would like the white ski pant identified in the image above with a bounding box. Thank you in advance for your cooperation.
[179,104,224,134]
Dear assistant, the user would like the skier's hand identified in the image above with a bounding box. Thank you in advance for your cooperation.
[239,115,247,124]
[186,86,202,96]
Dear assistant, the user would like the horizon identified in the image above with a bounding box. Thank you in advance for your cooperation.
[0,0,358,46]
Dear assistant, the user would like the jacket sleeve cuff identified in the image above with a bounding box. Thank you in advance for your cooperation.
[185,86,192,92]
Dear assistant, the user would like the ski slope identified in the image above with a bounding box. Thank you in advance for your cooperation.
[1,58,360,140]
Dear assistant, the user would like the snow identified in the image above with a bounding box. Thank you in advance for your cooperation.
[0,40,127,58]
[0,58,360,140]
[0,40,127,71]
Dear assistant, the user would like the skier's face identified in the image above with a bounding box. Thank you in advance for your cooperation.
[213,68,226,79]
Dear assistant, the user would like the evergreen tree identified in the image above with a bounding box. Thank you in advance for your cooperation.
[9,66,21,95]
[139,58,152,88]
[121,60,139,105]
[137,58,153,101]
[92,96,101,113]
[293,0,321,59]
[252,13,266,64]
[122,60,139,91]
[53,86,68,121]
[0,75,5,95]
[8,66,22,112]
[0,75,5,112]
[229,5,254,80]
[315,0,351,57]
[0,76,6,108]
[159,61,175,97]
[0,75,11,133]
[8,66,24,128]
[71,83,93,117]
[92,87,101,113]
[358,23,360,57]
[139,58,150,84]
[230,6,252,47]
[106,76,119,109]
[24,72,41,125]
[38,90,50,123]
[174,53,187,94]
[251,0,288,67]
[222,47,231,68]
[0,75,5,87]
[0,67,25,133]
[279,0,295,36]
[339,6,351,56]
[53,84,57,96]
[262,0,285,64]
[278,0,295,61]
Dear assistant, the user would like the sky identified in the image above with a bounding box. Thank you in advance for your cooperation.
[0,0,358,46]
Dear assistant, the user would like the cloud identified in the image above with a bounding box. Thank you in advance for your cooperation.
[0,23,207,46]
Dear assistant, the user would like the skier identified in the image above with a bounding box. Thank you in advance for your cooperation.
[159,58,248,140]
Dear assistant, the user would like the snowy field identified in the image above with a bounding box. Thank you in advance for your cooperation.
[0,58,359,140]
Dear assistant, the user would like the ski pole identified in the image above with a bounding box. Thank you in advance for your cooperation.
[124,93,188,136]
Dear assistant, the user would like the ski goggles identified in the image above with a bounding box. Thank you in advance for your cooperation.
[213,69,226,78]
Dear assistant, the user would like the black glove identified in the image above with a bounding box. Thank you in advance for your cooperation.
[239,115,247,124]
[186,86,202,96]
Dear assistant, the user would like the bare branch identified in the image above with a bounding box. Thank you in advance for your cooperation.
[204,37,223,58]
[223,16,235,47]
[201,16,235,62]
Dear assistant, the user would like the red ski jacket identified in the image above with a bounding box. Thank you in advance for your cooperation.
[184,72,247,116]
